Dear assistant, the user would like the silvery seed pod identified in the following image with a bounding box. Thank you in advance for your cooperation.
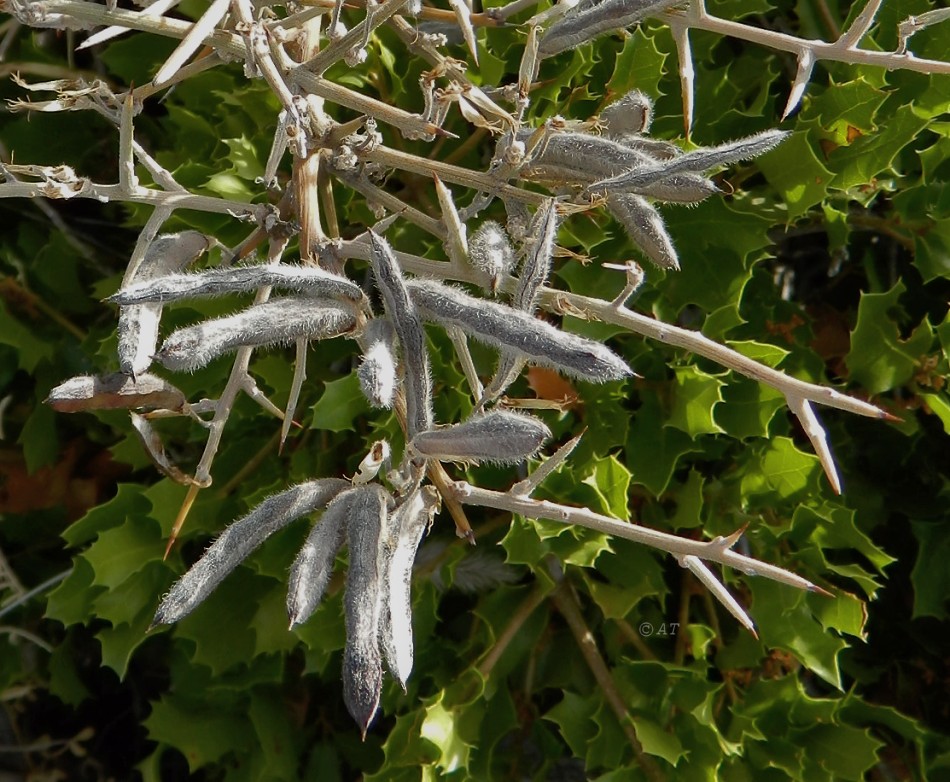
[155,296,359,372]
[117,231,211,377]
[469,221,516,294]
[410,410,552,464]
[357,318,398,409]
[109,264,363,306]
[406,279,632,383]
[152,478,350,626]
[341,484,391,736]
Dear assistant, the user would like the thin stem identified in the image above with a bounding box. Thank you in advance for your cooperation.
[476,582,547,678]
[550,577,665,782]
[450,481,829,594]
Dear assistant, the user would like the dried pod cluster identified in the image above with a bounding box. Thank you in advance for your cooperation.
[16,0,913,739]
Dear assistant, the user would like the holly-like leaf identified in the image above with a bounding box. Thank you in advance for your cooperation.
[310,373,372,433]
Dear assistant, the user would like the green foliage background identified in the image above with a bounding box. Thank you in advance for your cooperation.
[1,0,949,778]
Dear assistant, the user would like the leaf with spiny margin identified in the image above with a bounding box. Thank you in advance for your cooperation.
[846,281,934,394]
[545,691,598,761]
[739,437,821,503]
[587,698,629,769]
[749,579,845,688]
[667,365,726,437]
[715,377,785,439]
[310,373,372,433]
[250,582,298,656]
[84,517,164,590]
[420,695,472,775]
[909,519,950,620]
[173,568,263,675]
[807,589,867,640]
[632,715,687,766]
[803,78,887,133]
[827,104,930,191]
[669,469,704,529]
[658,200,772,314]
[799,723,884,781]
[755,128,833,219]
[92,561,173,627]
[45,558,102,626]
[97,610,153,679]
[606,29,667,101]
[795,504,897,574]
[145,694,255,772]
[502,515,612,570]
[581,454,633,520]
[626,393,701,495]
[62,483,151,547]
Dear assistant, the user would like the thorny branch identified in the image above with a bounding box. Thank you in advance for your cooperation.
[3,0,946,740]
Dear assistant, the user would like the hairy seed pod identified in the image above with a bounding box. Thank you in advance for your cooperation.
[515,199,558,313]
[406,279,632,382]
[600,89,654,135]
[538,0,682,58]
[518,129,652,184]
[152,478,350,626]
[611,133,680,160]
[358,318,398,409]
[117,231,211,376]
[410,409,552,464]
[367,231,433,437]
[154,296,359,372]
[46,372,186,413]
[377,485,438,689]
[341,484,391,736]
[633,173,719,203]
[590,129,790,194]
[108,264,363,306]
[468,221,516,294]
[605,193,680,270]
[286,489,352,628]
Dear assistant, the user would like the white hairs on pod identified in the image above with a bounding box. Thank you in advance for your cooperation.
[109,264,363,306]
[341,484,392,737]
[605,193,680,270]
[377,485,438,689]
[410,409,552,464]
[600,89,654,135]
[357,318,398,409]
[406,279,632,383]
[152,478,350,626]
[588,129,790,194]
[286,488,352,628]
[46,372,186,413]
[118,231,211,377]
[367,231,433,437]
[538,0,682,58]
[481,200,558,403]
[468,221,516,295]
[154,296,359,372]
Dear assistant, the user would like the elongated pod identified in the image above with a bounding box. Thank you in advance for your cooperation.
[155,296,359,372]
[538,0,681,58]
[367,231,433,437]
[286,496,351,628]
[410,410,551,464]
[589,129,790,194]
[341,484,391,736]
[377,485,438,689]
[109,264,363,306]
[117,231,210,376]
[152,478,350,626]
[605,193,679,270]
[358,318,398,409]
[406,279,632,383]
[46,372,186,413]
